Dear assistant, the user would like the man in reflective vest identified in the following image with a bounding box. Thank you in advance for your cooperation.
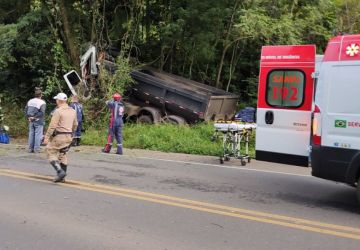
[70,95,84,146]
[102,93,124,154]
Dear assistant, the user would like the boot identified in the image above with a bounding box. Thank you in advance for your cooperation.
[116,144,123,155]
[60,163,67,183]
[60,163,67,173]
[71,138,77,147]
[50,161,66,183]
[102,144,112,153]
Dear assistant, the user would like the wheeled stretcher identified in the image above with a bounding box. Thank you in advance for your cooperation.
[214,122,256,166]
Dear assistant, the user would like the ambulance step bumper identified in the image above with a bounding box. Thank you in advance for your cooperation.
[255,150,308,167]
[311,145,360,185]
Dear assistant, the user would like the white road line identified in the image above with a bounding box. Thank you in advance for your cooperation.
[102,153,312,178]
[1,145,311,178]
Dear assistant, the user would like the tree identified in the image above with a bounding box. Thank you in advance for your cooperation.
[0,0,343,107]
[335,0,360,33]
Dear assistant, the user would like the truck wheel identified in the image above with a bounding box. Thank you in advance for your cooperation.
[357,176,360,205]
[137,115,153,124]
[165,115,187,125]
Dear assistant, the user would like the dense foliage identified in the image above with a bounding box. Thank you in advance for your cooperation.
[0,0,359,106]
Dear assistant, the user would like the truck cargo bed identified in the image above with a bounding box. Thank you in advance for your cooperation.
[129,69,239,123]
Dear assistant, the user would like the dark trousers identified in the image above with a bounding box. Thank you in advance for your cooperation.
[74,121,82,138]
[107,125,123,145]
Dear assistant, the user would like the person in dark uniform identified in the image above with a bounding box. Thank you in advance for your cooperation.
[69,95,84,146]
[102,93,124,155]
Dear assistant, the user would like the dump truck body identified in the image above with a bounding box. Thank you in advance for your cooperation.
[129,69,239,123]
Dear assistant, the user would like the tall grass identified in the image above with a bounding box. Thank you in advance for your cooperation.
[3,102,255,157]
[82,123,256,157]
[3,105,28,138]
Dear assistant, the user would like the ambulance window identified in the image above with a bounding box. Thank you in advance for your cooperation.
[266,70,305,108]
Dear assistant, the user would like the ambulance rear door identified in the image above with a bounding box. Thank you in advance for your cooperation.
[256,45,316,166]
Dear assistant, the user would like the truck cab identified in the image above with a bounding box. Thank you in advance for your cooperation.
[255,35,360,202]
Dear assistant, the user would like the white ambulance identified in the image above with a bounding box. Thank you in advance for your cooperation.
[255,34,360,202]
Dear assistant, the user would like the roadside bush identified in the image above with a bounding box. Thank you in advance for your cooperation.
[1,99,28,138]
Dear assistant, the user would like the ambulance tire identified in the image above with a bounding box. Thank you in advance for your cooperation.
[357,176,360,205]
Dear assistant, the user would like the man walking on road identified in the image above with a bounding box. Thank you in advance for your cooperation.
[69,95,84,146]
[25,88,46,153]
[43,93,78,182]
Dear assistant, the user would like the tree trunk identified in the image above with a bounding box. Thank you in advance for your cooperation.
[58,0,79,68]
[91,0,100,44]
[189,41,196,78]
[216,44,228,88]
[215,0,240,88]
[226,42,237,92]
[160,45,165,71]
[146,0,150,44]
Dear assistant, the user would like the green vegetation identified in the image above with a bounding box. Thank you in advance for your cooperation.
[0,97,28,137]
[1,0,359,106]
[82,123,255,157]
[0,0,359,156]
[2,99,255,157]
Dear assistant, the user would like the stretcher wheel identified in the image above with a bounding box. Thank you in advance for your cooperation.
[220,157,224,164]
[225,156,230,161]
[241,160,246,166]
[248,157,251,163]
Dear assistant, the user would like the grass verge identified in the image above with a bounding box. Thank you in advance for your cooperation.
[82,123,255,157]
[3,103,255,157]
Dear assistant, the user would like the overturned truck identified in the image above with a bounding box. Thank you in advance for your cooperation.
[126,69,239,124]
[64,46,239,124]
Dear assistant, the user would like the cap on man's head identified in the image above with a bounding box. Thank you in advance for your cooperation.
[53,93,68,101]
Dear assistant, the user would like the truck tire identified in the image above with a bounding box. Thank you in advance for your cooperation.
[137,107,162,124]
[137,115,153,124]
[165,115,187,125]
[357,176,360,204]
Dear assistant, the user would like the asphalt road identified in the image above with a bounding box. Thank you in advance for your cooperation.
[0,145,359,250]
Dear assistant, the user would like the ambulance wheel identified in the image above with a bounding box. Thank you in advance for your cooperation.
[357,176,360,205]
[241,160,246,166]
